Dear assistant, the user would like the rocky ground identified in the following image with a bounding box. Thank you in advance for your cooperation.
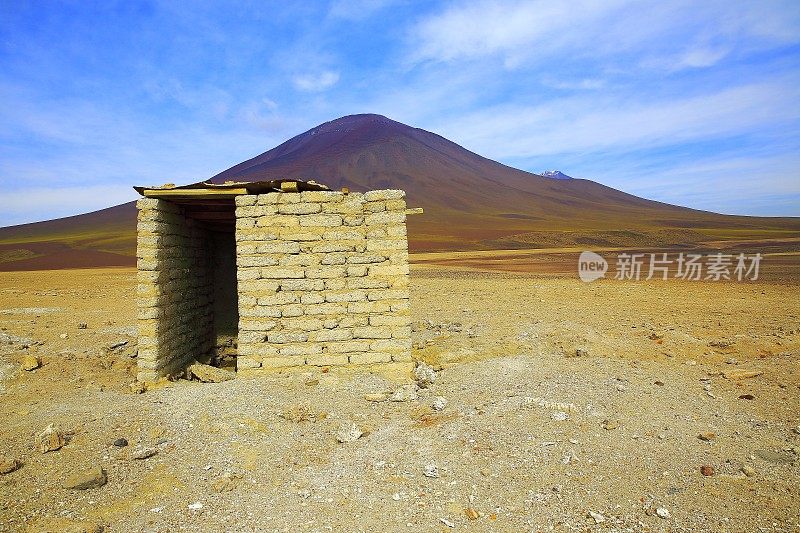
[0,266,798,532]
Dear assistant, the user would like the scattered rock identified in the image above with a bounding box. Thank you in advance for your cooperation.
[601,419,620,430]
[335,422,363,443]
[723,369,763,381]
[129,382,146,394]
[280,403,317,423]
[59,333,69,339]
[573,348,589,358]
[698,432,716,441]
[107,340,128,351]
[112,438,128,448]
[656,507,671,519]
[551,411,569,421]
[588,511,605,524]
[755,449,795,465]
[700,465,715,476]
[188,361,235,383]
[439,518,455,528]
[0,456,21,474]
[413,363,437,388]
[464,508,479,520]
[615,384,627,392]
[388,384,418,402]
[431,396,448,411]
[62,466,107,490]
[738,394,755,400]
[423,464,439,478]
[78,323,88,329]
[21,354,40,371]
[654,380,665,386]
[364,392,389,402]
[188,502,203,511]
[741,464,756,477]
[211,471,241,493]
[130,447,157,460]
[709,340,734,349]
[37,424,65,453]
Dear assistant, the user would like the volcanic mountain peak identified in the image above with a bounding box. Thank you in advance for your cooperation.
[3,112,799,271]
[541,170,573,180]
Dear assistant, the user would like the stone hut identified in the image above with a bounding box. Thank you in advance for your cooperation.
[133,180,414,382]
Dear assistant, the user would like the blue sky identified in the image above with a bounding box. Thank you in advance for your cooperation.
[1,0,799,226]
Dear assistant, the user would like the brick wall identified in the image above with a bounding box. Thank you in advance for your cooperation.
[136,198,215,381]
[234,189,412,371]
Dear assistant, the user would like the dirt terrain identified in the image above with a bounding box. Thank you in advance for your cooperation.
[0,262,799,532]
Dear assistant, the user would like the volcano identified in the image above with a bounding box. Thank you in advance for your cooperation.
[1,113,798,270]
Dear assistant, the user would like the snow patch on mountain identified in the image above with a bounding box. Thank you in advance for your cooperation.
[541,170,573,180]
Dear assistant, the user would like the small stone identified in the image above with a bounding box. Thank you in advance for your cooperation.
[78,323,88,329]
[615,384,626,392]
[698,432,716,441]
[130,447,157,460]
[37,424,65,453]
[364,392,389,402]
[551,411,569,421]
[21,354,40,371]
[464,508,479,520]
[439,518,455,528]
[654,381,665,386]
[602,419,620,430]
[188,361,235,383]
[656,507,670,519]
[62,466,107,490]
[588,511,605,524]
[431,396,448,411]
[724,369,763,381]
[0,456,21,475]
[130,382,146,394]
[423,464,439,478]
[211,471,241,493]
[741,464,756,477]
[59,333,69,339]
[700,465,715,476]
[388,385,418,402]
[755,449,795,465]
[793,426,800,436]
[413,363,436,388]
[188,502,203,511]
[335,422,363,443]
[112,438,128,448]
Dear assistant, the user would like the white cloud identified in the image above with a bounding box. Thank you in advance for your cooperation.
[409,0,800,68]
[292,71,341,92]
[432,78,800,159]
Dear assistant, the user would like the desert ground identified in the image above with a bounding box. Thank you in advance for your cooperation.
[1,253,799,532]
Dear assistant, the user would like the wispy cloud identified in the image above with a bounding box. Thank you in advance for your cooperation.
[292,71,341,92]
[409,0,800,68]
[433,78,800,158]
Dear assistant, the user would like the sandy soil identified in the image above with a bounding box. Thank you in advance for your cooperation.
[0,265,798,532]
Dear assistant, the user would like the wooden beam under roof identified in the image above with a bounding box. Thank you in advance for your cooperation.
[142,188,248,198]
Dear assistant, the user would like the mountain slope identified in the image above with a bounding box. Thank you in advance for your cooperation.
[1,113,798,270]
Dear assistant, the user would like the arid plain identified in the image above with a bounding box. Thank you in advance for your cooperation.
[1,246,798,532]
